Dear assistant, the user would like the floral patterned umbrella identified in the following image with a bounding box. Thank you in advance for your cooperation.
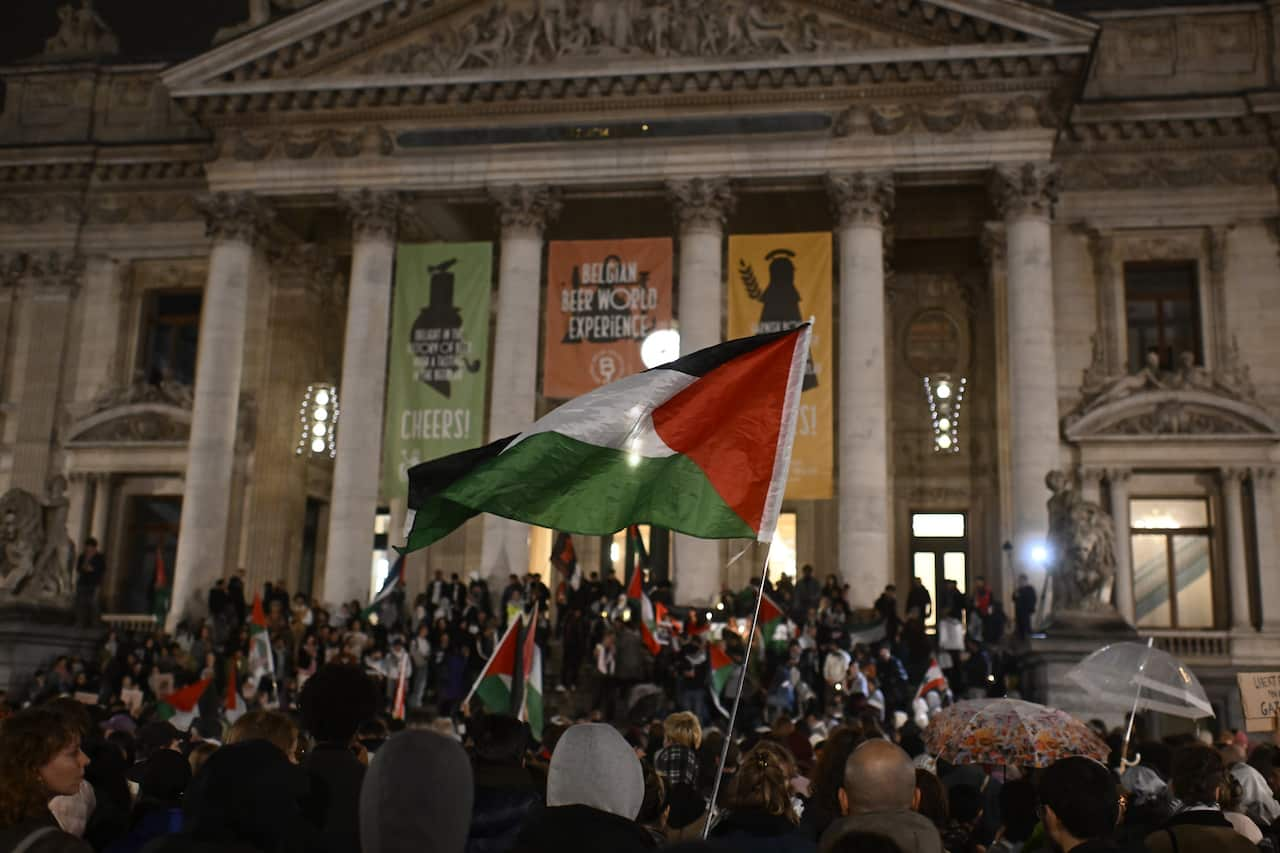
[924,698,1109,768]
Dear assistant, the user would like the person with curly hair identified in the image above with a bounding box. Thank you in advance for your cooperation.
[0,707,92,852]
[709,741,814,853]
[225,710,301,764]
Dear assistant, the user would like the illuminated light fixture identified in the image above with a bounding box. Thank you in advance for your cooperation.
[923,373,967,454]
[296,383,339,458]
[1030,544,1050,566]
[640,328,681,369]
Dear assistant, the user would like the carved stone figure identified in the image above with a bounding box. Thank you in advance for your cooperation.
[1079,349,1165,413]
[0,481,74,606]
[91,370,195,413]
[43,0,119,60]
[1045,470,1117,617]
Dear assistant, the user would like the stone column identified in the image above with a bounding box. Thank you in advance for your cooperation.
[1222,468,1253,631]
[322,191,402,608]
[89,474,112,544]
[1251,466,1280,632]
[480,186,561,584]
[169,193,271,630]
[1106,468,1134,625]
[826,173,894,606]
[992,164,1061,597]
[667,178,734,605]
[71,255,125,402]
[7,251,82,493]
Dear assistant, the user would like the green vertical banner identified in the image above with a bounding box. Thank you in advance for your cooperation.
[382,242,493,497]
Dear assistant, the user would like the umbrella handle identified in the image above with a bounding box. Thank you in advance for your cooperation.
[1118,638,1153,769]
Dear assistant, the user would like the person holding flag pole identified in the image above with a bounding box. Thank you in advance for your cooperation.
[397,323,812,840]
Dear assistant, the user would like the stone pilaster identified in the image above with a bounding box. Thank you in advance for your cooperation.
[480,185,561,583]
[1105,468,1134,625]
[1250,466,1280,632]
[827,172,894,606]
[323,192,404,607]
[169,193,272,630]
[667,178,734,604]
[991,164,1061,599]
[1222,468,1253,631]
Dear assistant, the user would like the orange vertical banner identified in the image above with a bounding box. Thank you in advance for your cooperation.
[542,238,674,399]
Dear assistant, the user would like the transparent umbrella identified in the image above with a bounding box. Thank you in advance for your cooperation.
[1066,638,1213,765]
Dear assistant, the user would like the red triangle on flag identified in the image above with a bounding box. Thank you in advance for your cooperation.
[250,593,268,628]
[759,591,785,624]
[164,678,211,712]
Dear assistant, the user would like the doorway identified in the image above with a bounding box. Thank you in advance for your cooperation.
[121,496,182,614]
[910,512,968,628]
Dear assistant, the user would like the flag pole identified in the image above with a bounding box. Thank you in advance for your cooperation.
[703,540,772,839]
[462,615,521,710]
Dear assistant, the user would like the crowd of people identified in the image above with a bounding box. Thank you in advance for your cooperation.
[4,563,1279,853]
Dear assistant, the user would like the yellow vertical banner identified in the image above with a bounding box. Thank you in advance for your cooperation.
[727,232,833,500]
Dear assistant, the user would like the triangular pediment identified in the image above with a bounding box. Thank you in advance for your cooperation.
[1063,390,1280,443]
[163,0,1096,93]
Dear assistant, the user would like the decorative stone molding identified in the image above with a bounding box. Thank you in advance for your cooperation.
[491,185,562,233]
[42,0,119,61]
[833,94,1061,138]
[1103,467,1131,485]
[991,163,1059,220]
[0,251,84,296]
[1221,467,1250,485]
[216,127,394,163]
[668,178,734,231]
[195,193,273,245]
[1079,466,1107,489]
[65,403,193,445]
[1059,150,1276,191]
[1063,390,1280,442]
[826,172,894,229]
[341,190,405,241]
[90,373,194,413]
[1250,465,1277,484]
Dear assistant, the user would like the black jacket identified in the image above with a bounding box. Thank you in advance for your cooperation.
[467,764,542,853]
[301,744,367,853]
[0,811,91,853]
[512,804,655,853]
[709,810,816,853]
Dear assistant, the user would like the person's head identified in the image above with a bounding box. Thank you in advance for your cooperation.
[137,721,183,762]
[663,711,702,750]
[471,715,529,766]
[948,784,983,828]
[1018,574,1028,586]
[225,710,301,763]
[360,731,473,853]
[136,748,191,812]
[1038,757,1119,850]
[809,727,866,818]
[913,768,947,828]
[727,741,799,824]
[999,779,1039,843]
[840,740,917,816]
[802,564,814,578]
[188,742,218,777]
[547,723,644,819]
[1250,743,1280,795]
[300,664,380,745]
[1170,744,1227,806]
[83,537,99,554]
[0,708,87,826]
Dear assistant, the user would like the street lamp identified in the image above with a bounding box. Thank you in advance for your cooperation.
[640,328,680,369]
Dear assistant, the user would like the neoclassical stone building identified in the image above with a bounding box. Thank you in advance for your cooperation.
[3,0,1280,712]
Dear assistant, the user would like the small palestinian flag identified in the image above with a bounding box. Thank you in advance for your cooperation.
[626,524,649,573]
[225,659,246,725]
[156,678,211,731]
[626,564,661,655]
[759,591,788,650]
[551,531,580,591]
[519,605,543,739]
[152,546,171,623]
[465,614,522,714]
[403,327,812,553]
[655,601,683,635]
[915,658,949,702]
[709,642,738,717]
[392,652,409,721]
[361,554,404,622]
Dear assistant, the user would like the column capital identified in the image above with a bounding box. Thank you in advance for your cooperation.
[1222,467,1251,484]
[1104,467,1132,485]
[1250,465,1278,483]
[341,189,404,242]
[1078,466,1107,487]
[0,250,84,298]
[667,178,735,231]
[490,184,562,234]
[196,192,273,245]
[826,172,894,229]
[991,163,1060,221]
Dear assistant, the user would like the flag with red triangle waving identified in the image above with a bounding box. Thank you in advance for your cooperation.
[626,564,661,656]
[915,658,950,702]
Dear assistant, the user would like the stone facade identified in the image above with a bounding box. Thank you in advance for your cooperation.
[3,0,1280,719]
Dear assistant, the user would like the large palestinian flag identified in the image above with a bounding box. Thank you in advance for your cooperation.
[403,327,812,552]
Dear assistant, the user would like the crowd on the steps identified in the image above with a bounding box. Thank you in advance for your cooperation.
[5,565,1277,852]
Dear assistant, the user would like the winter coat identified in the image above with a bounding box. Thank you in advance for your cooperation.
[0,811,92,853]
[512,805,655,853]
[820,809,943,853]
[708,810,816,853]
[467,764,542,853]
[302,744,367,853]
[1144,809,1258,853]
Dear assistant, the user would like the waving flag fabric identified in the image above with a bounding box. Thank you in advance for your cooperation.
[402,327,812,553]
[466,615,522,714]
[626,566,661,655]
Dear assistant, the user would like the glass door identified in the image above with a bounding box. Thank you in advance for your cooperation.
[910,512,968,628]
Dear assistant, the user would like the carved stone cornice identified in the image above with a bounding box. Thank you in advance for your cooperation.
[826,172,894,229]
[215,127,394,163]
[490,185,562,234]
[991,163,1058,220]
[668,178,735,232]
[341,189,405,241]
[1059,150,1276,192]
[0,251,84,296]
[834,93,1061,138]
[195,193,273,245]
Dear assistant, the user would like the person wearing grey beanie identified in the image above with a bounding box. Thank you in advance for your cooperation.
[360,730,474,853]
[513,723,656,853]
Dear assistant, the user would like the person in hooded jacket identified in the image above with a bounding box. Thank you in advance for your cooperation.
[104,748,190,853]
[466,715,541,853]
[359,730,474,853]
[1227,760,1280,847]
[708,741,815,853]
[145,739,325,853]
[512,723,655,853]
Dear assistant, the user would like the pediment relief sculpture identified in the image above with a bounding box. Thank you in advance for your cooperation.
[357,0,925,74]
[67,406,193,445]
[91,372,194,412]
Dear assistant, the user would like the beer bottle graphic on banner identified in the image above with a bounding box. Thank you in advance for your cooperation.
[737,247,818,391]
[410,258,482,398]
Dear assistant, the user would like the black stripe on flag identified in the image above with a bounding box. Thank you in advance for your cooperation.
[407,434,517,510]
[652,326,807,378]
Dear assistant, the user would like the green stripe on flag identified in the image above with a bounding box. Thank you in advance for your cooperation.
[475,673,513,715]
[407,431,755,551]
